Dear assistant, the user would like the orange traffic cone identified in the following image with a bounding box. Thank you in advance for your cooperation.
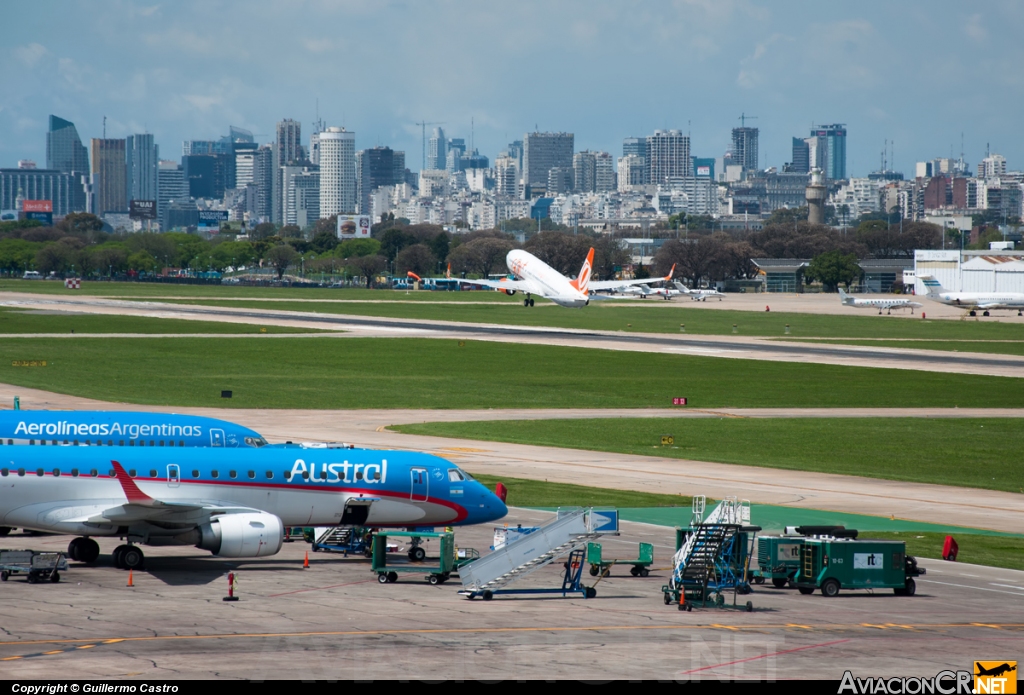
[303,551,309,569]
[127,569,134,587]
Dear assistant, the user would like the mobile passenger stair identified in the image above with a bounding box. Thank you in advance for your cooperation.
[663,496,759,612]
[458,508,618,601]
[309,526,372,557]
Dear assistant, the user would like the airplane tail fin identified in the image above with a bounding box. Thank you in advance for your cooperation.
[664,263,676,281]
[445,263,451,279]
[918,275,944,297]
[838,288,850,303]
[673,281,689,293]
[569,247,595,294]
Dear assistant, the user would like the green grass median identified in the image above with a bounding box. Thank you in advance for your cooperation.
[0,308,317,334]
[395,417,1024,493]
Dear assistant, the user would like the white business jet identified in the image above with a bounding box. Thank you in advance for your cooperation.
[454,248,674,307]
[918,275,1024,316]
[674,282,726,301]
[838,289,923,315]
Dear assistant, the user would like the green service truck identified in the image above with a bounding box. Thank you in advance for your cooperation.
[794,538,925,597]
[752,536,804,588]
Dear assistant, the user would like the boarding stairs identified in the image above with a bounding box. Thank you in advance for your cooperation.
[314,526,354,546]
[458,508,616,596]
[671,496,750,589]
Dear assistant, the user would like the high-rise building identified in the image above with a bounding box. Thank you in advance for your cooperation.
[646,130,690,184]
[356,146,405,215]
[594,152,615,193]
[811,124,847,180]
[0,167,86,218]
[46,115,89,176]
[494,155,519,197]
[157,160,187,230]
[235,151,255,189]
[283,165,320,228]
[181,154,230,200]
[573,151,596,193]
[731,127,759,172]
[309,119,325,167]
[617,155,646,192]
[978,154,1007,179]
[505,140,524,172]
[125,134,159,204]
[547,167,574,195]
[318,127,356,217]
[523,132,574,194]
[250,145,274,222]
[272,118,303,223]
[791,137,810,173]
[623,137,648,160]
[427,128,447,171]
[91,138,127,215]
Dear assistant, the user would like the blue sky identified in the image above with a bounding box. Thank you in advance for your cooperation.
[2,1,1022,176]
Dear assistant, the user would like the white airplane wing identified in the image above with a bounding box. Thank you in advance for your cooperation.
[451,277,537,293]
[975,302,1007,309]
[588,264,676,292]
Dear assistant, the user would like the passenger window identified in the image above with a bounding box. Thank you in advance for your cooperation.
[36,469,44,477]
[71,469,78,477]
[178,440,184,447]
[0,469,7,476]
[149,470,157,478]
[283,471,291,480]
[29,440,34,446]
[108,440,113,446]
[90,469,98,477]
[355,470,363,480]
[448,469,465,482]
[168,440,173,447]
[52,469,60,477]
[301,471,309,480]
[95,440,101,446]
[108,470,115,477]
[229,470,237,479]
[265,471,273,479]
[129,469,137,477]
[247,471,255,479]
[149,441,154,447]
[73,440,79,446]
[373,470,381,480]
[192,470,200,478]
[17,468,25,476]
[129,440,135,447]
[211,470,219,479]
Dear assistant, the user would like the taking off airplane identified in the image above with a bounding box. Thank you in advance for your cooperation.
[454,248,675,307]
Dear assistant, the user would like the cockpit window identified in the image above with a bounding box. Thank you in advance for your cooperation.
[448,469,465,482]
[245,437,269,448]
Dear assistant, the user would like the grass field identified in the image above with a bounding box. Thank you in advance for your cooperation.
[392,418,1024,493]
[162,296,1024,342]
[863,532,1024,571]
[472,474,692,508]
[0,338,1021,410]
[0,308,318,334]
[780,338,1024,356]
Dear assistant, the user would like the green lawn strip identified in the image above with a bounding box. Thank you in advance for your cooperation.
[0,280,518,302]
[859,532,1024,571]
[776,338,1024,357]
[158,297,1024,340]
[0,308,318,334]
[392,418,1024,493]
[471,474,692,508]
[1,339,1022,410]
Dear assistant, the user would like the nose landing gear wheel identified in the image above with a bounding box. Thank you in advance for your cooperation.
[409,546,426,562]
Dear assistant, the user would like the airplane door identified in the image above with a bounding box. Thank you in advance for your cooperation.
[167,464,180,488]
[210,429,225,447]
[410,467,428,502]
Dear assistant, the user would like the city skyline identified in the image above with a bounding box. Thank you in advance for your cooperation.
[2,2,1022,176]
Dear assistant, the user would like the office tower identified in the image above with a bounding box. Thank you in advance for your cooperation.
[731,127,759,172]
[622,137,648,160]
[646,130,690,184]
[181,154,230,200]
[125,134,159,203]
[251,145,274,222]
[459,150,488,171]
[272,118,303,223]
[235,151,255,188]
[91,138,127,215]
[309,118,325,167]
[318,127,356,217]
[573,151,596,193]
[157,160,187,229]
[46,115,89,176]
[617,155,646,192]
[0,167,85,217]
[283,166,320,228]
[547,167,574,195]
[523,132,574,192]
[811,124,847,180]
[428,128,447,171]
[594,152,615,193]
[356,146,403,214]
[505,140,524,172]
[791,137,810,173]
[182,140,217,156]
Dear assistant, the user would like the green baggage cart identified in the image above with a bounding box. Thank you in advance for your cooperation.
[587,541,654,577]
[372,531,455,585]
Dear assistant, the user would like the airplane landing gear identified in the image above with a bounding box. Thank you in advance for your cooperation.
[523,295,534,307]
[983,310,990,316]
[113,544,144,570]
[68,537,100,564]
[969,310,977,317]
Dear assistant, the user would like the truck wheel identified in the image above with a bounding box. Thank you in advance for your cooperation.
[0,571,8,581]
[798,587,814,595]
[752,576,765,585]
[772,578,788,589]
[904,578,916,596]
[821,579,840,597]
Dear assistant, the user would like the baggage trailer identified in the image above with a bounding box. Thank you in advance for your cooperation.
[587,541,654,577]
[794,538,925,597]
[0,550,68,583]
[372,531,455,585]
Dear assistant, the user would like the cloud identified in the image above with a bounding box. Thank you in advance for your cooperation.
[302,38,334,53]
[13,43,48,67]
[965,14,986,41]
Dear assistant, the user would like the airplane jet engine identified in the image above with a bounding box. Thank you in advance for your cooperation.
[503,289,516,296]
[195,512,284,557]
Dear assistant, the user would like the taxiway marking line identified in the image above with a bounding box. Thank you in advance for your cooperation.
[0,623,1021,649]
[919,579,1024,596]
[677,639,851,675]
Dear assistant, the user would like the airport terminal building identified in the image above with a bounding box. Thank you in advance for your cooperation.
[913,249,1024,294]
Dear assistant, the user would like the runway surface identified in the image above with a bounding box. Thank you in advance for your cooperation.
[0,511,1019,680]
[2,383,1021,534]
[4,292,1024,377]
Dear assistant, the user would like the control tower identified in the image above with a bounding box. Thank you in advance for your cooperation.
[805,168,826,225]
